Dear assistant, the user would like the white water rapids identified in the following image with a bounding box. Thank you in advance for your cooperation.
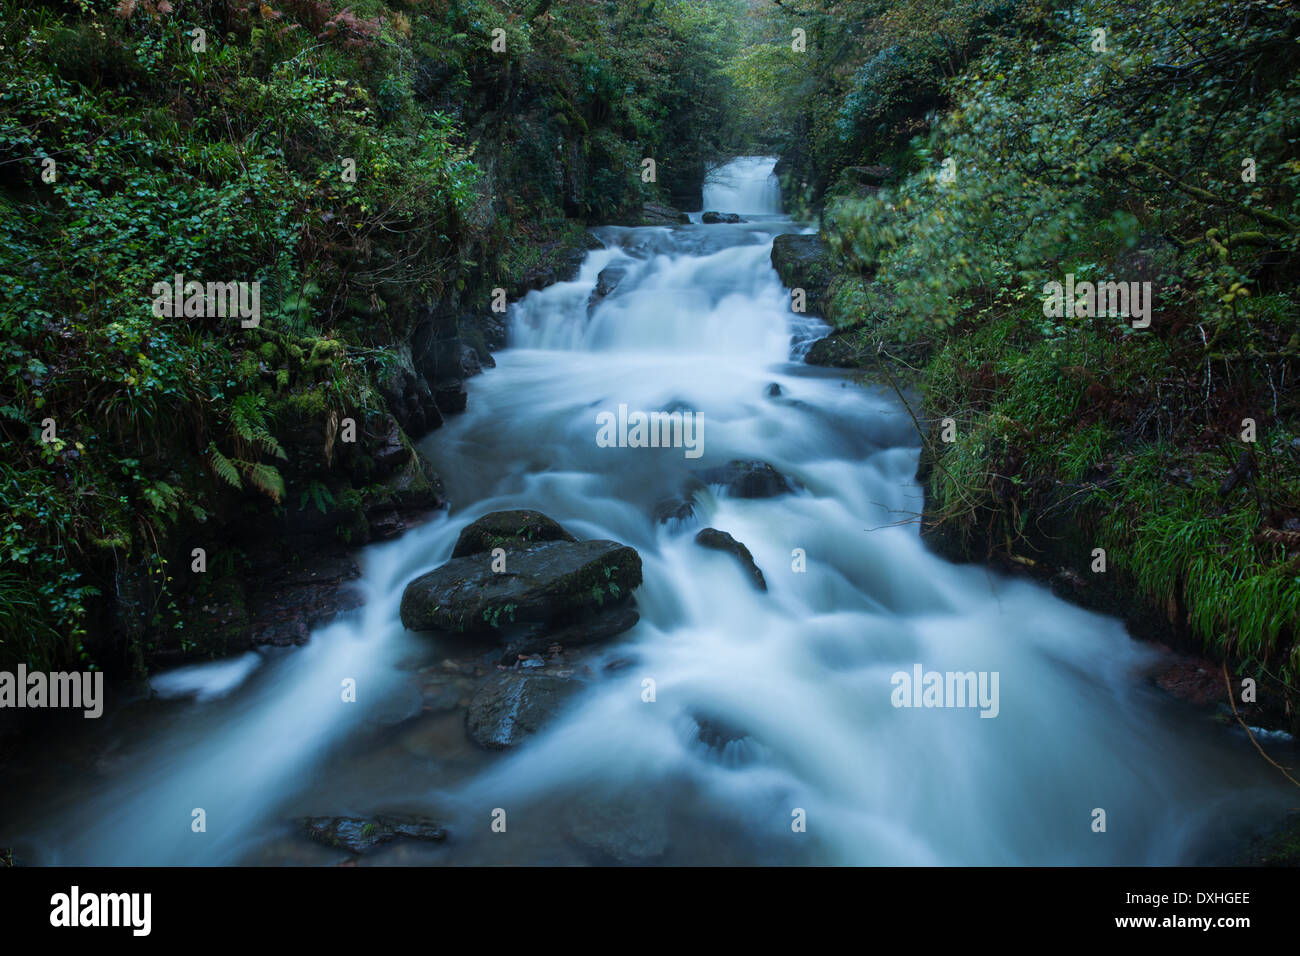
[3,157,1293,865]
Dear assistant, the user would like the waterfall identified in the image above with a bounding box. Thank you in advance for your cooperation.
[701,155,782,214]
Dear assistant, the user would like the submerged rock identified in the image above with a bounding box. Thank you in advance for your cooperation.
[465,672,583,749]
[693,712,750,750]
[696,459,799,499]
[653,495,696,524]
[301,813,447,854]
[564,794,670,863]
[587,263,629,315]
[401,532,641,635]
[701,211,742,224]
[694,528,767,591]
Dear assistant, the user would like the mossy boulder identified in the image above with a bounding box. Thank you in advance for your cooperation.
[362,453,446,519]
[771,233,833,316]
[450,509,578,559]
[400,537,642,634]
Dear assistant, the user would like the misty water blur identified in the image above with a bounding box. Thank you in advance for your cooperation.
[2,158,1291,866]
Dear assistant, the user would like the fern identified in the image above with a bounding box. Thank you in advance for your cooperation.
[244,462,285,504]
[299,479,336,514]
[142,481,180,518]
[274,279,321,330]
[230,394,287,461]
[208,444,243,490]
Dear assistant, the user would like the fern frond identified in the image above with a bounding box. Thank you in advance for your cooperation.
[256,428,288,460]
[208,444,243,489]
[231,393,286,459]
[244,462,285,503]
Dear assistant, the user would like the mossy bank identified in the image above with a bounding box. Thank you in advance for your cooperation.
[0,0,750,681]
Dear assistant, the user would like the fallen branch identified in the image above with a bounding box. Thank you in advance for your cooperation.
[1222,661,1300,792]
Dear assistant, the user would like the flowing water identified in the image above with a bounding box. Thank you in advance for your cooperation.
[2,157,1294,866]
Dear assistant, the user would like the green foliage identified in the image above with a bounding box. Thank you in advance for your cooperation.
[482,601,517,629]
[829,0,1300,337]
[1099,437,1300,670]
[0,0,760,674]
[0,0,480,668]
[802,0,1300,687]
[207,445,243,491]
[230,394,286,461]
[924,300,1300,685]
[727,0,1022,206]
[834,0,1015,153]
[300,479,336,514]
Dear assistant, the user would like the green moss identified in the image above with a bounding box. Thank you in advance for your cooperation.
[236,354,261,381]
[278,386,331,418]
[307,338,344,371]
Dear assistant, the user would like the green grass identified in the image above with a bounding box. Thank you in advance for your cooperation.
[920,306,1300,686]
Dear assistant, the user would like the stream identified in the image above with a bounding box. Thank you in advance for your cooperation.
[1,157,1293,866]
